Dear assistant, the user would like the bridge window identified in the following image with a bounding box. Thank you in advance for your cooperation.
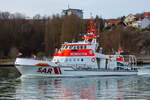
[69,46,72,49]
[68,46,70,49]
[75,46,77,49]
[64,46,67,49]
[83,45,86,49]
[77,46,79,49]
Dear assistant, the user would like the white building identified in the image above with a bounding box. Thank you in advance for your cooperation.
[140,18,150,29]
[62,8,83,19]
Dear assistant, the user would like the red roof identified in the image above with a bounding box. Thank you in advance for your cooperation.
[144,12,150,18]
[105,19,121,27]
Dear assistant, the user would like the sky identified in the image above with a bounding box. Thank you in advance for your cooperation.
[0,0,150,19]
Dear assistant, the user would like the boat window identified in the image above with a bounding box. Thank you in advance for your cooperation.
[73,46,77,49]
[69,58,72,61]
[60,58,63,62]
[64,46,66,49]
[73,58,76,61]
[70,46,73,49]
[84,45,87,49]
[77,46,79,49]
[80,45,83,49]
[81,58,83,61]
[72,46,74,49]
[53,59,56,62]
[69,46,72,49]
[65,58,68,62]
[57,59,59,62]
[77,58,80,61]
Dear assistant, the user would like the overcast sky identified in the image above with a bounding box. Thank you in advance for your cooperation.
[0,0,150,19]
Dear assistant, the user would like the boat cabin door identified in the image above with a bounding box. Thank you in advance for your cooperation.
[96,58,101,69]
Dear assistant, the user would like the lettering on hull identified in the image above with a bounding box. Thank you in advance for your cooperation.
[37,67,62,74]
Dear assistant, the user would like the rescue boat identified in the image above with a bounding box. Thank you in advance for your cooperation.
[15,17,138,77]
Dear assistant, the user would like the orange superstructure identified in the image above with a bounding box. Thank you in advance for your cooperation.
[54,49,95,57]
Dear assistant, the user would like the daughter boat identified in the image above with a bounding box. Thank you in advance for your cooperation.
[15,17,138,77]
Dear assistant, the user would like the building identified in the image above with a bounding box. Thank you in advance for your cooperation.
[124,14,136,26]
[140,18,150,29]
[62,8,83,19]
[132,21,141,28]
[143,12,150,19]
[105,19,121,27]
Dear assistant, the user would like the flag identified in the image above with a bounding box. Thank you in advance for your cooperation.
[18,52,23,56]
[118,49,124,53]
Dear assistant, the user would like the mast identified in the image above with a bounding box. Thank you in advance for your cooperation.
[82,16,97,43]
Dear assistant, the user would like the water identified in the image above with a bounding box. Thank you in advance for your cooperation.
[0,66,150,100]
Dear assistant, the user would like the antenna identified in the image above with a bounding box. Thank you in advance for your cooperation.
[67,0,70,9]
[90,12,92,16]
[68,4,70,9]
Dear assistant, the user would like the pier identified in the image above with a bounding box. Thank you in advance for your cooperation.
[137,56,150,65]
[0,62,14,67]
[0,59,15,67]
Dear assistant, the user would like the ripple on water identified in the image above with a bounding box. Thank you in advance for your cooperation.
[1,66,150,99]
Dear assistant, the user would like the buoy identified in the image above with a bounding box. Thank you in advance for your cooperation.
[91,58,95,62]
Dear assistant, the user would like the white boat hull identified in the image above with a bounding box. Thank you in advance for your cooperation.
[16,65,137,77]
[15,58,138,77]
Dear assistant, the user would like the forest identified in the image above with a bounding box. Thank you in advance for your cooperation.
[0,11,150,59]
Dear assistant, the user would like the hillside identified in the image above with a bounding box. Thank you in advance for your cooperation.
[0,12,150,58]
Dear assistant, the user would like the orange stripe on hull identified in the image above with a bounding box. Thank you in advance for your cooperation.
[36,63,50,66]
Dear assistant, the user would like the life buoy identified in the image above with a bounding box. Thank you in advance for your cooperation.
[91,58,95,62]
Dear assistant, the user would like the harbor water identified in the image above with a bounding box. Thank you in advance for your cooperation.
[0,65,150,100]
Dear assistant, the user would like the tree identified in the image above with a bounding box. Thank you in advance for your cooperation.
[61,14,81,42]
[45,15,62,56]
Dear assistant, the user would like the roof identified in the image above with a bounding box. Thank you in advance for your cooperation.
[105,19,121,23]
[105,19,121,26]
[63,8,83,12]
[143,12,150,18]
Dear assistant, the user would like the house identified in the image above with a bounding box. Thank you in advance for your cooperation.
[62,8,83,19]
[132,21,141,28]
[140,18,150,29]
[124,14,136,26]
[123,12,150,29]
[105,19,121,27]
[143,12,150,19]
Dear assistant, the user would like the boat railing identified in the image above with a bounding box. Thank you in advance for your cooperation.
[123,55,137,66]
